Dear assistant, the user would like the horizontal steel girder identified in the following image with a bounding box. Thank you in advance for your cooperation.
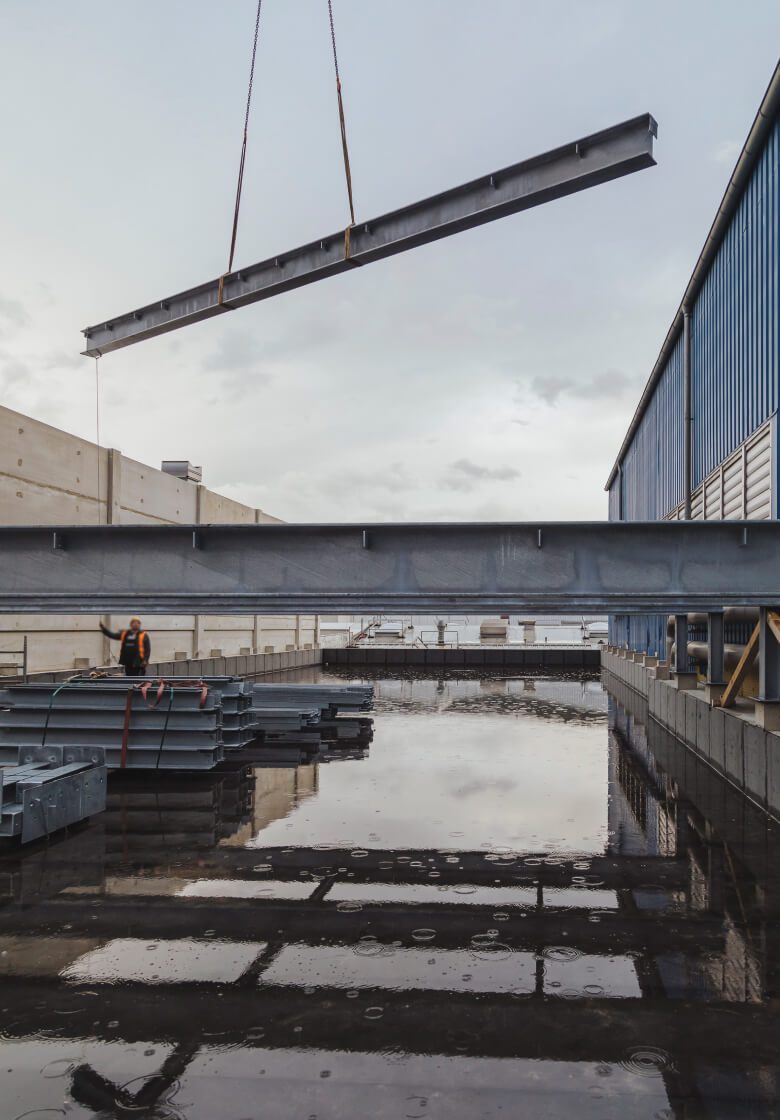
[0,520,776,614]
[0,981,774,1064]
[0,896,724,955]
[81,114,657,356]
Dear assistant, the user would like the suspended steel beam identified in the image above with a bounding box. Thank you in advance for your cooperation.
[0,519,776,615]
[81,114,657,356]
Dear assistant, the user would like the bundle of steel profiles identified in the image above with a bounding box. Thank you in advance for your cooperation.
[248,683,374,747]
[0,681,226,770]
[0,745,107,843]
[0,678,375,772]
[249,682,374,716]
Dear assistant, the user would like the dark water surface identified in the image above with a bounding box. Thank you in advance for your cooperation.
[1,668,778,1118]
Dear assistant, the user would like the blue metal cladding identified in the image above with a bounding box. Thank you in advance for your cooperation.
[608,480,620,520]
[608,613,667,658]
[692,118,780,486]
[615,334,686,521]
[608,115,779,656]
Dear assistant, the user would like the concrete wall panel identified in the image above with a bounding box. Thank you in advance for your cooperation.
[0,406,107,506]
[0,405,317,672]
[120,457,197,524]
[199,489,255,524]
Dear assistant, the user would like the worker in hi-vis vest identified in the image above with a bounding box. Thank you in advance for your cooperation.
[99,617,151,677]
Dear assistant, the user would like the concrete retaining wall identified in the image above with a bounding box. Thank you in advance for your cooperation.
[17,647,323,684]
[0,404,318,671]
[602,648,780,817]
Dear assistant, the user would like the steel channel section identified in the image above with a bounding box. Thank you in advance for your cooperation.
[673,614,688,673]
[81,115,657,356]
[0,520,778,615]
[706,611,725,685]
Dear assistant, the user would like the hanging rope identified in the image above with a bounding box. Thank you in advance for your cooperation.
[227,0,264,276]
[94,355,102,524]
[327,0,357,248]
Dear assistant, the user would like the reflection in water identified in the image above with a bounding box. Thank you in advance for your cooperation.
[0,668,778,1118]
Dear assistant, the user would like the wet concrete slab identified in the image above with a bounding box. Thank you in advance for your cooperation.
[0,667,778,1118]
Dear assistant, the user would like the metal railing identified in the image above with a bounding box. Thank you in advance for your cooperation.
[419,630,460,648]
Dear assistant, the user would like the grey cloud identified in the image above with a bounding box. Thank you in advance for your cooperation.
[576,370,632,399]
[203,330,271,375]
[713,139,741,165]
[442,458,521,493]
[202,331,273,401]
[203,317,339,376]
[530,375,571,405]
[0,353,31,389]
[0,295,29,328]
[528,369,631,406]
[314,463,416,496]
[451,458,520,481]
[45,350,85,371]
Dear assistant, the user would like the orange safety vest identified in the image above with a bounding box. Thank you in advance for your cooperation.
[120,629,147,661]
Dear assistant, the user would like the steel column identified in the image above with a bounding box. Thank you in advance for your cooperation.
[0,520,778,615]
[82,114,657,356]
[683,305,693,519]
[707,612,725,683]
[672,612,697,689]
[704,610,725,703]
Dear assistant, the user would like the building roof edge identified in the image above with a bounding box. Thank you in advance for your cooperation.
[605,59,780,491]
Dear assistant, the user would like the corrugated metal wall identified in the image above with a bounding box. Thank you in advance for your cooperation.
[611,117,779,526]
[692,118,780,487]
[609,613,667,659]
[609,115,779,656]
[615,334,686,521]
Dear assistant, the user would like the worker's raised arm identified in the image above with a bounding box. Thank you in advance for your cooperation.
[99,622,122,640]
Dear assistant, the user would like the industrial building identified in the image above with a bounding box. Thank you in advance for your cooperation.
[607,61,780,659]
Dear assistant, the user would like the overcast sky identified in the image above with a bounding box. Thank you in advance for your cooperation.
[0,2,778,522]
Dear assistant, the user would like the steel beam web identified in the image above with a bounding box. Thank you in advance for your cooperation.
[0,519,775,615]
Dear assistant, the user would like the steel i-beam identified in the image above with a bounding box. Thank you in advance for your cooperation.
[82,114,657,356]
[0,520,776,615]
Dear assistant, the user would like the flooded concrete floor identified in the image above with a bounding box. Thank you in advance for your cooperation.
[0,667,778,1119]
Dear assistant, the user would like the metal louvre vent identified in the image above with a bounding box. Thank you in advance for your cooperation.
[745,427,773,519]
[665,418,774,522]
[722,456,744,520]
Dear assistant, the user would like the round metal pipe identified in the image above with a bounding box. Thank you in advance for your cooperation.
[687,641,747,670]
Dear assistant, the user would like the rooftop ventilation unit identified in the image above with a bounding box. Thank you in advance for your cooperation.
[161,461,202,483]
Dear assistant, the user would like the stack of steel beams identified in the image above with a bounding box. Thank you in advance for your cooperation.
[0,682,225,770]
[248,683,374,748]
[249,707,321,734]
[0,679,375,771]
[249,683,374,716]
[0,745,107,843]
[200,678,256,751]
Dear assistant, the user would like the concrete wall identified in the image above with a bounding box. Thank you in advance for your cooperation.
[602,648,780,818]
[0,404,318,672]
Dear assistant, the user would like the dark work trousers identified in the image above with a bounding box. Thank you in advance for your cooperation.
[123,663,146,678]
